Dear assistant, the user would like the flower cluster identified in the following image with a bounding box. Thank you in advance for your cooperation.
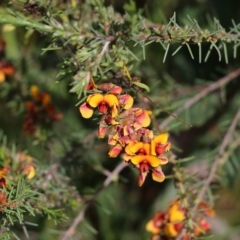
[146,200,215,240]
[0,152,36,212]
[79,77,170,186]
[0,39,14,83]
[23,85,62,135]
[0,152,36,188]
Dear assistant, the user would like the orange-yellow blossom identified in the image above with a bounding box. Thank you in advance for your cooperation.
[79,93,119,119]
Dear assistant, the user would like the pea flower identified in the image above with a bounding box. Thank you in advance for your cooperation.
[79,93,119,119]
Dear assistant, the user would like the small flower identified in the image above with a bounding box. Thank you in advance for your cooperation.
[124,142,165,186]
[164,201,185,237]
[0,61,14,83]
[24,165,36,179]
[18,153,36,179]
[118,94,134,109]
[119,108,151,130]
[150,133,170,164]
[133,109,152,130]
[146,200,215,240]
[30,85,41,101]
[24,87,62,135]
[79,93,119,118]
[146,211,167,234]
[0,167,10,187]
[151,133,170,156]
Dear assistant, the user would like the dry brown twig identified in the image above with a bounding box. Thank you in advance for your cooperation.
[176,107,240,240]
[159,68,240,129]
[61,161,127,240]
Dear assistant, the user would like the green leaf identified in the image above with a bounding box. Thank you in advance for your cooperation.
[132,82,150,92]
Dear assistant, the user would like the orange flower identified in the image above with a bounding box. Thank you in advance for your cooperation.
[118,94,134,109]
[0,167,10,187]
[124,142,166,186]
[18,153,36,179]
[146,200,214,240]
[133,109,152,130]
[30,85,41,101]
[79,93,119,119]
[23,165,36,179]
[0,62,14,83]
[146,211,166,235]
[24,86,62,135]
[164,201,185,237]
[151,133,170,156]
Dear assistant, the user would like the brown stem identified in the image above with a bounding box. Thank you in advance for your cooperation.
[159,68,240,129]
[176,107,240,240]
[61,161,127,240]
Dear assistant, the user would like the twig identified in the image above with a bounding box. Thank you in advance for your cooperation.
[98,41,110,60]
[176,107,240,240]
[61,161,127,240]
[193,107,240,209]
[159,68,240,129]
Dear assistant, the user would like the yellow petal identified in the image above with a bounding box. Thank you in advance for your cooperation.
[103,94,119,106]
[164,224,178,237]
[30,85,40,100]
[150,139,157,156]
[169,202,185,222]
[0,71,5,82]
[111,104,119,118]
[154,133,169,144]
[25,165,36,179]
[131,155,160,167]
[79,103,94,118]
[146,220,161,234]
[152,167,165,182]
[87,94,104,107]
[142,143,151,155]
[135,111,151,128]
[126,142,143,155]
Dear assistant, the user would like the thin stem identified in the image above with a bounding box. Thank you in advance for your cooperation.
[61,161,127,240]
[175,107,240,240]
[159,68,240,129]
[193,107,240,209]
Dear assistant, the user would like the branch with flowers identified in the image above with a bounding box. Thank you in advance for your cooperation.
[79,76,170,186]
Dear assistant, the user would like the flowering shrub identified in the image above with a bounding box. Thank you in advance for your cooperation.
[0,0,240,239]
